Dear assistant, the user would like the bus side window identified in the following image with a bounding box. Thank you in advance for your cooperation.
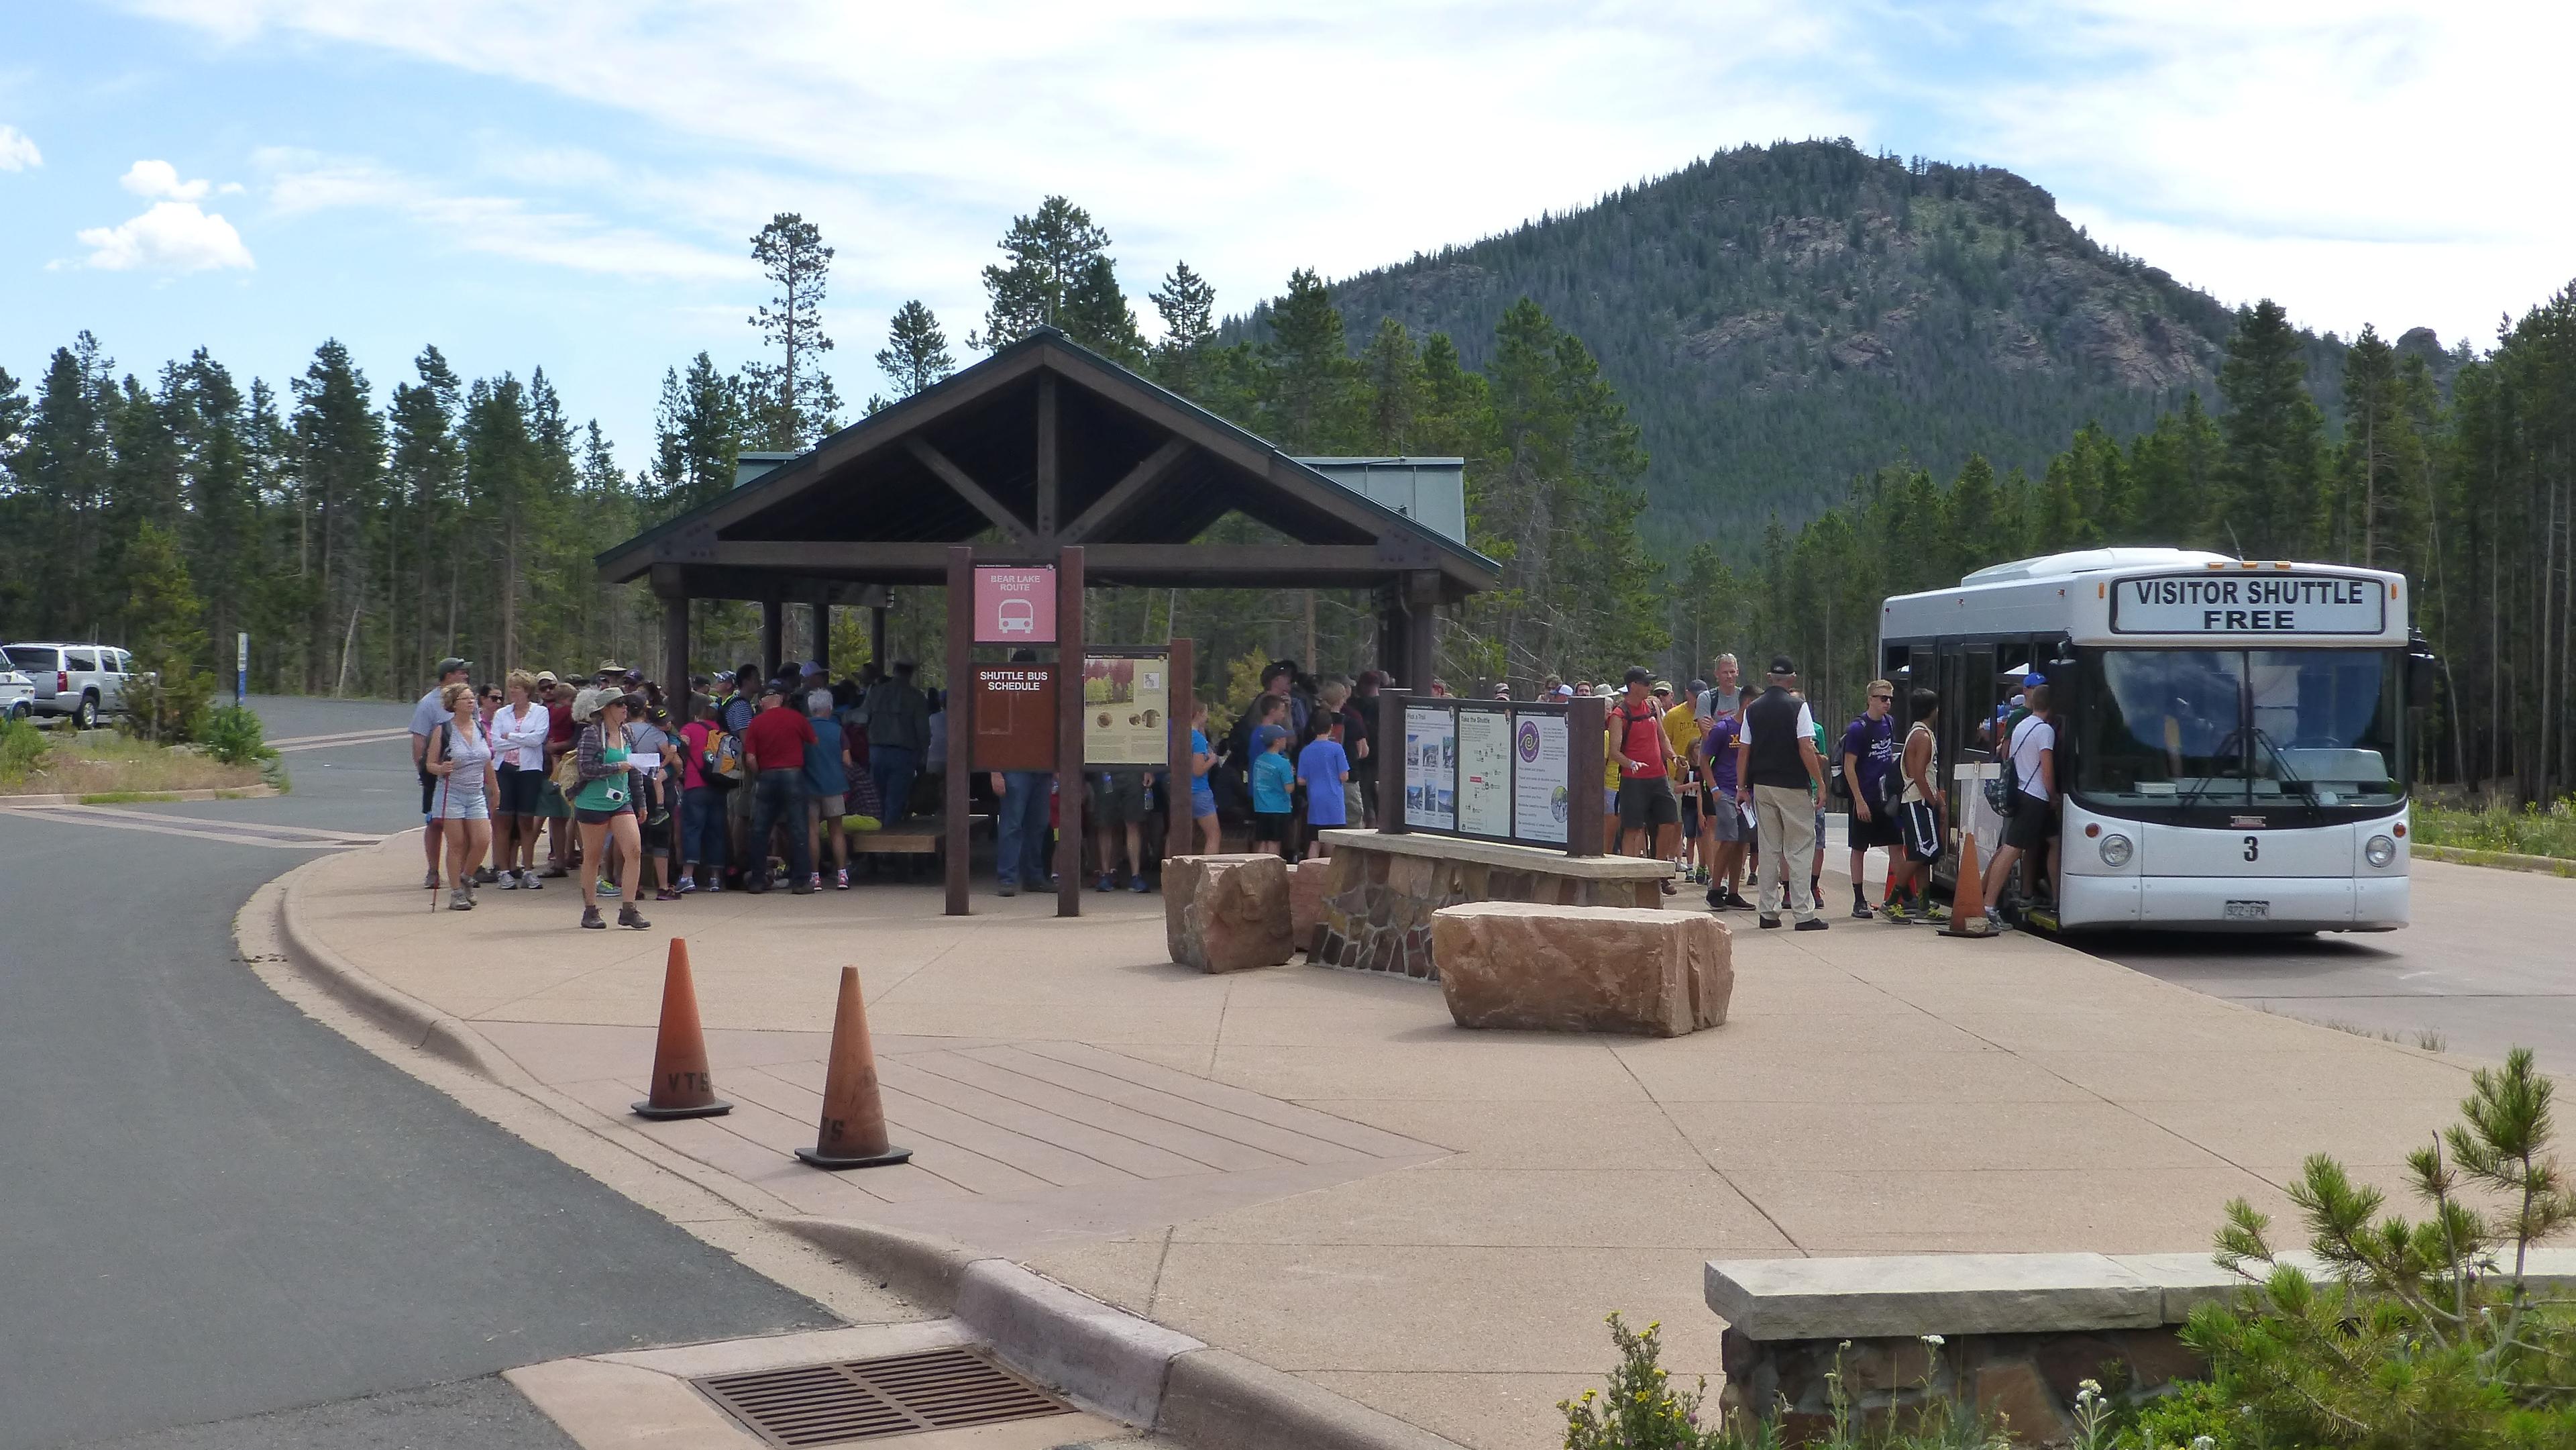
[1962,647,1997,761]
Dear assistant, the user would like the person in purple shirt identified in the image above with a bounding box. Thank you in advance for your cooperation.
[1701,709,1751,909]
[1839,681,1902,919]
[1295,714,1352,859]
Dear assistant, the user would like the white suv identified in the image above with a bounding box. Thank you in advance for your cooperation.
[1,643,132,729]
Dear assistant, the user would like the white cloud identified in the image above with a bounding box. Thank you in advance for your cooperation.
[77,199,255,272]
[121,158,211,200]
[0,123,39,171]
[260,153,747,280]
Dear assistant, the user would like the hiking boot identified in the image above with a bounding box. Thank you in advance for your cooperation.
[618,904,649,930]
[1794,917,1829,932]
[447,887,474,911]
[580,904,604,929]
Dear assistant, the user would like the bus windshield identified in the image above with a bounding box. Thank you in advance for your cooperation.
[2075,648,2405,811]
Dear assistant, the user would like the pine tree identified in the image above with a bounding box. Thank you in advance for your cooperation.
[1258,269,1363,452]
[874,301,955,398]
[648,354,745,515]
[121,519,215,741]
[973,197,1114,349]
[2337,323,2402,566]
[745,213,840,448]
[2216,300,2327,558]
[288,340,385,694]
[1059,255,1148,365]
[1358,318,1428,452]
[1942,453,2000,582]
[1148,261,1219,400]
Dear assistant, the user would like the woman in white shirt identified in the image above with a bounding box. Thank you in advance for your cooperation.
[1980,680,2056,929]
[488,670,554,888]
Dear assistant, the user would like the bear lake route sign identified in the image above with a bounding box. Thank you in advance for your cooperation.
[2110,574,2385,635]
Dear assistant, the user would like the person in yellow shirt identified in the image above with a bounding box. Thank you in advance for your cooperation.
[1659,678,1708,883]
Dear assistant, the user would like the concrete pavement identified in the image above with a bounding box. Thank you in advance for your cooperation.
[277,827,2499,1450]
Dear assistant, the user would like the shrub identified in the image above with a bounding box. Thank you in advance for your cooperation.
[2184,1046,2576,1448]
[199,706,275,767]
[0,714,49,784]
[2414,798,2576,862]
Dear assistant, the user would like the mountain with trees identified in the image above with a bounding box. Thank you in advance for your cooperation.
[1240,138,2438,540]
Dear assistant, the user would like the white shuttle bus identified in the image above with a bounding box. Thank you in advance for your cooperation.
[1878,548,2434,933]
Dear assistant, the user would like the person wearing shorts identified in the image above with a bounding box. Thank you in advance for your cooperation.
[1089,770,1151,891]
[1609,669,1682,893]
[423,680,496,912]
[1187,703,1222,854]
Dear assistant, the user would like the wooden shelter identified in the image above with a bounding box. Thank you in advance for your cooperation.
[596,326,1497,915]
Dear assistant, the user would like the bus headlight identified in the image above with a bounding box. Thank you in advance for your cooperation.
[2366,834,2398,868]
[2099,833,2133,868]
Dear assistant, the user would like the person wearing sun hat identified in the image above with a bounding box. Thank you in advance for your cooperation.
[411,656,473,890]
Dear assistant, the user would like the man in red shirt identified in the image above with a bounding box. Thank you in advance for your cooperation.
[741,680,818,893]
[1611,666,1680,894]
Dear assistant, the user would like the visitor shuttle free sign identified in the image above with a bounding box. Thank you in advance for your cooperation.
[2110,573,2386,635]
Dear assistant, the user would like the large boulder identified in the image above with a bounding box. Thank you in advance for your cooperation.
[1165,853,1294,974]
[1288,858,1330,955]
[1430,902,1731,1036]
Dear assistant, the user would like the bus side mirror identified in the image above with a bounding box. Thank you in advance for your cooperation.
[2408,648,2438,711]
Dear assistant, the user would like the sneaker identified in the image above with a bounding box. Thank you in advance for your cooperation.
[1851,896,1873,920]
[677,877,696,894]
[1758,915,1781,929]
[703,879,722,894]
[537,864,568,879]
[1095,873,1116,892]
[1984,911,2010,934]
[999,881,1018,898]
[1724,892,1757,911]
[448,888,474,911]
[521,872,542,891]
[835,868,850,890]
[618,904,650,930]
[1705,886,1725,910]
[1794,917,1829,932]
[595,880,619,899]
[655,888,680,902]
[498,871,521,890]
[423,870,440,890]
[809,872,824,892]
[790,882,814,896]
[474,867,498,886]
[580,905,604,929]
[1658,878,1677,895]
[1131,874,1151,893]
[1879,901,1913,925]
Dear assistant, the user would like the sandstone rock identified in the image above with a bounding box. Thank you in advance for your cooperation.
[1164,853,1293,974]
[1288,858,1328,956]
[1972,1359,2072,1445]
[1429,902,1731,1036]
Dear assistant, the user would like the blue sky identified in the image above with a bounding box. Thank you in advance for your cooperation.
[3,1,2567,474]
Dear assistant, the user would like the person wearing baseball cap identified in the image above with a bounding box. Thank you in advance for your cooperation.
[411,656,474,890]
[1737,655,1826,929]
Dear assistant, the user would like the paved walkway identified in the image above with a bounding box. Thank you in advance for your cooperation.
[285,838,2487,1450]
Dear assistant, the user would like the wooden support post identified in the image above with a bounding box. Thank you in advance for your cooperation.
[761,599,784,682]
[869,603,889,673]
[1165,636,1194,864]
[809,601,829,672]
[1035,372,1059,539]
[1566,693,1607,858]
[943,548,972,917]
[1377,688,1410,834]
[1055,547,1085,919]
[1378,592,1407,686]
[660,592,689,707]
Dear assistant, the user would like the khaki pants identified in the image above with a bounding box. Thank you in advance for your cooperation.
[1752,783,1819,922]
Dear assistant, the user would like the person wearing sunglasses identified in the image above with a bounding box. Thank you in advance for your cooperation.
[1839,679,1903,919]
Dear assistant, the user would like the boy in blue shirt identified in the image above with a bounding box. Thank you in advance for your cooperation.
[1295,715,1352,860]
[1249,724,1296,858]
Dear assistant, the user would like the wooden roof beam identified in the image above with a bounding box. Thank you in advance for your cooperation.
[1059,437,1191,546]
[902,436,1035,548]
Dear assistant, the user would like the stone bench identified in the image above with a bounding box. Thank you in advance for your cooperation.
[1164,853,1293,974]
[1430,902,1731,1036]
[1706,1250,2576,1442]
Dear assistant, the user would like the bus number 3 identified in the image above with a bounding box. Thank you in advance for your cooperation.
[2243,835,2260,862]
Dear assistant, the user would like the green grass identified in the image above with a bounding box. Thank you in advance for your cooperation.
[2413,796,2576,861]
[77,790,184,805]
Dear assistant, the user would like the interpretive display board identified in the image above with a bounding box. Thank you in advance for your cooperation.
[1403,704,1456,831]
[1081,651,1169,767]
[1511,710,1570,844]
[1455,706,1513,837]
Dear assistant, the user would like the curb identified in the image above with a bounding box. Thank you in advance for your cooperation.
[2419,844,2576,877]
[0,784,280,808]
[769,1215,1466,1450]
[270,851,519,1084]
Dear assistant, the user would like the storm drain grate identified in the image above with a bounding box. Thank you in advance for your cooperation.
[694,1345,1074,1446]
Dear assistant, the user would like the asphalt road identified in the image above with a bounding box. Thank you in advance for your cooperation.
[2081,856,2576,1068]
[0,696,833,1450]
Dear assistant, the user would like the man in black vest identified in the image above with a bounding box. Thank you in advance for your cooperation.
[1733,655,1828,930]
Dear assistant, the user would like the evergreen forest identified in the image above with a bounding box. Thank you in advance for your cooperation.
[2,156,2571,800]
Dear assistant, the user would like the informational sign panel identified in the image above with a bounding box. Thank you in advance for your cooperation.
[2110,574,2387,635]
[973,566,1057,643]
[971,664,1056,772]
[1511,710,1570,844]
[1081,652,1168,767]
[1455,707,1513,837]
[1403,704,1456,831]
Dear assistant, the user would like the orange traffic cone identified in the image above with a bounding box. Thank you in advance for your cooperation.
[633,939,732,1120]
[796,966,912,1170]
[1944,830,1990,937]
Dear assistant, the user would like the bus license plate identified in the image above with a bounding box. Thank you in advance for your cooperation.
[2224,900,2271,921]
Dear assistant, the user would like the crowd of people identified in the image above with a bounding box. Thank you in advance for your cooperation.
[409,645,2059,936]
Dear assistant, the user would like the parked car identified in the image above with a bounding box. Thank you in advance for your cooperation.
[0,643,132,729]
[0,665,32,721]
